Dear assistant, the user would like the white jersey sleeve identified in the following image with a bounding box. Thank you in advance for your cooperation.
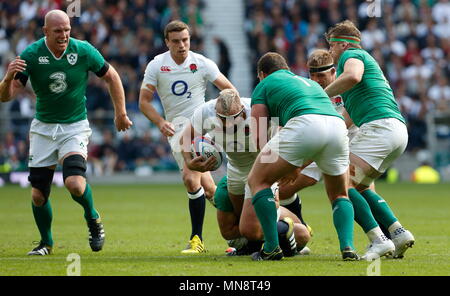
[141,57,160,89]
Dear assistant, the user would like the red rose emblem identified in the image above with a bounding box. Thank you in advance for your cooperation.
[189,63,197,73]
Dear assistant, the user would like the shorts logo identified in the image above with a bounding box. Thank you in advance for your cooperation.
[38,56,50,64]
[67,53,78,65]
[160,66,171,72]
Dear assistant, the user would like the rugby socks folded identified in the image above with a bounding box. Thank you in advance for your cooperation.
[361,189,398,230]
[252,188,279,253]
[332,197,355,251]
[348,188,379,233]
[71,183,100,221]
[188,187,206,240]
[32,200,54,247]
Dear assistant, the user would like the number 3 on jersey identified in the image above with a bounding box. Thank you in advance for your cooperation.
[171,80,192,99]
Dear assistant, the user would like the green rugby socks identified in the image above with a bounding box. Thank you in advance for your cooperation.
[332,198,355,251]
[32,200,54,247]
[348,188,379,233]
[252,188,279,253]
[361,189,398,229]
[71,183,100,221]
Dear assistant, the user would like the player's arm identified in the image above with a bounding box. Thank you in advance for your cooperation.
[324,58,364,98]
[342,107,354,129]
[100,64,133,131]
[138,83,175,137]
[251,103,270,150]
[212,73,236,91]
[0,57,26,102]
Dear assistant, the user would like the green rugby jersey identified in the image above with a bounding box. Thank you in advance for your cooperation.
[17,37,107,123]
[336,48,405,127]
[251,69,342,126]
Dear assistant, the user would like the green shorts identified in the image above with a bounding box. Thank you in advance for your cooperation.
[214,176,234,213]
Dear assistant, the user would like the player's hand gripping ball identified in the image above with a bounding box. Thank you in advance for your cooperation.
[191,136,223,171]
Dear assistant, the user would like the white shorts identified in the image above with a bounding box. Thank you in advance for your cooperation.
[267,114,349,176]
[29,119,92,167]
[227,163,251,196]
[350,118,408,173]
[300,162,322,182]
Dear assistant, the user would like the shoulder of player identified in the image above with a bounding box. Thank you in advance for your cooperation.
[20,37,45,59]
[341,48,366,63]
[188,51,217,67]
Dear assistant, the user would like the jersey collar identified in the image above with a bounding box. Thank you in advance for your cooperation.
[44,37,70,60]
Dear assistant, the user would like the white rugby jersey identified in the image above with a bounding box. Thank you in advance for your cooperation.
[191,97,259,168]
[142,51,220,122]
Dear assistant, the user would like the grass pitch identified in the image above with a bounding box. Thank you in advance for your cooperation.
[0,182,449,276]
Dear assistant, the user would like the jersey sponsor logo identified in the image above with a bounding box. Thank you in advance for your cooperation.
[160,66,171,72]
[66,53,78,65]
[189,63,198,73]
[38,56,50,64]
[49,72,67,93]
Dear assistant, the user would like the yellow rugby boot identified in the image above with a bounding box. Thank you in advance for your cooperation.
[181,235,207,254]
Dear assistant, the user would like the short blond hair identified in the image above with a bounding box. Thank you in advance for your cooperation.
[307,49,334,68]
[216,89,241,115]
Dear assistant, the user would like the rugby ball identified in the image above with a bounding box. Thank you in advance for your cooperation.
[191,136,223,171]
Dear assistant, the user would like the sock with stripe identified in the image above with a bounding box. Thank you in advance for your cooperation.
[360,189,398,229]
[252,188,279,253]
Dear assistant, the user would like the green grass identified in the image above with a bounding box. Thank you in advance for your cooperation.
[0,182,449,276]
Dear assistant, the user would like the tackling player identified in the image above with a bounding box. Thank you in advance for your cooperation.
[180,89,311,257]
[249,52,357,261]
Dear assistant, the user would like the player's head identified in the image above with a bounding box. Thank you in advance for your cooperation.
[164,20,191,64]
[257,52,289,81]
[215,89,245,132]
[43,10,71,55]
[307,49,336,89]
[326,20,361,63]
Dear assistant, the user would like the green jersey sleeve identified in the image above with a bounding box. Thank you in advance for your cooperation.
[83,41,106,74]
[251,81,267,106]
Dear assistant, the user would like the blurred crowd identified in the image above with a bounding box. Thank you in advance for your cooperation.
[244,0,450,151]
[0,0,205,175]
[1,0,449,176]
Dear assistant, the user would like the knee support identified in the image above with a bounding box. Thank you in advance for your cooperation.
[350,165,376,187]
[62,154,87,182]
[28,167,55,200]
